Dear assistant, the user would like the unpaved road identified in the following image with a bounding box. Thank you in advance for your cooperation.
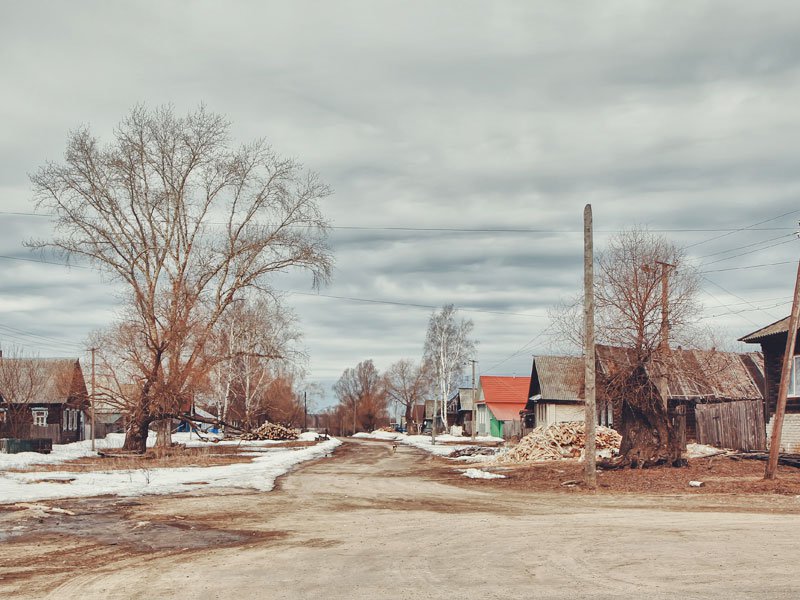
[2,439,800,599]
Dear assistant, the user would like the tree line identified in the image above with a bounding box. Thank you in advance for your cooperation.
[317,304,477,436]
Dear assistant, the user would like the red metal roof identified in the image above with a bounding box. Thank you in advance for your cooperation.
[480,376,531,404]
[480,376,529,421]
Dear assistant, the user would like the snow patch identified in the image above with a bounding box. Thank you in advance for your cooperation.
[353,431,503,459]
[0,438,341,504]
[462,468,506,480]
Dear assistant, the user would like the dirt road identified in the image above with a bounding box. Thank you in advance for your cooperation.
[2,439,800,599]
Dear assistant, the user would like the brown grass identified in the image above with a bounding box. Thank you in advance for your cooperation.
[455,455,800,496]
[6,440,318,473]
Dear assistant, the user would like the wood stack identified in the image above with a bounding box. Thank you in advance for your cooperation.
[239,422,300,441]
[496,422,622,463]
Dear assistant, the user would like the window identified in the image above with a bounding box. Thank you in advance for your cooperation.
[0,409,6,424]
[792,356,800,397]
[32,409,48,427]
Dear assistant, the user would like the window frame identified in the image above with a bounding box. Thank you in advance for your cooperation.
[32,408,48,427]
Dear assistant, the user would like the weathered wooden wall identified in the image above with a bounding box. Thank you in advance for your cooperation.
[695,400,766,451]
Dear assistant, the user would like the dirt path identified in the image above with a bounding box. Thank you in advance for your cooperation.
[2,439,800,599]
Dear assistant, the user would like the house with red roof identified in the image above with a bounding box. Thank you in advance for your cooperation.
[475,375,530,439]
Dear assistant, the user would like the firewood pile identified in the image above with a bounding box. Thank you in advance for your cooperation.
[239,422,300,441]
[496,422,621,463]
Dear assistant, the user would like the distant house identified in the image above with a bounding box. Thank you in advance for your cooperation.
[0,358,89,444]
[451,387,477,435]
[595,344,766,451]
[475,376,530,439]
[522,356,605,432]
[740,316,800,452]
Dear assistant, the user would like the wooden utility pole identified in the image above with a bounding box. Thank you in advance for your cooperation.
[90,347,97,451]
[655,261,675,354]
[583,204,597,490]
[470,360,477,441]
[654,261,675,410]
[766,259,800,479]
[304,391,307,431]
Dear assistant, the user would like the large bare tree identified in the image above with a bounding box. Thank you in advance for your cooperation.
[30,105,332,452]
[333,359,387,435]
[422,304,476,432]
[384,359,431,434]
[552,227,701,467]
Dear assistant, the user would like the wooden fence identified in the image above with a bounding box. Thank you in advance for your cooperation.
[694,400,765,451]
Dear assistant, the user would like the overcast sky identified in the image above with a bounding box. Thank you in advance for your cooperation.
[2,1,800,408]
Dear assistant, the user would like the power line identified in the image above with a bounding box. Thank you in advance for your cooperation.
[701,275,780,322]
[0,254,92,269]
[288,291,546,319]
[695,232,796,259]
[0,323,85,350]
[685,208,800,249]
[699,260,795,274]
[0,210,796,234]
[698,237,798,267]
[480,322,557,374]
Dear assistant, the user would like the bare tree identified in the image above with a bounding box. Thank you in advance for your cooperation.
[30,105,332,452]
[202,297,303,430]
[422,304,476,431]
[333,359,387,435]
[384,359,431,433]
[0,348,49,437]
[553,227,702,467]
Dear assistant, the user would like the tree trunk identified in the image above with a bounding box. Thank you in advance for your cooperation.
[615,397,685,468]
[154,419,172,448]
[123,415,152,453]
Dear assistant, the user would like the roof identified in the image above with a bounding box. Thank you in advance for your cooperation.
[595,345,764,401]
[480,376,531,404]
[739,316,792,343]
[532,355,584,402]
[485,401,524,421]
[0,358,86,405]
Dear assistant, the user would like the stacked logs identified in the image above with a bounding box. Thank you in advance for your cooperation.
[496,422,621,463]
[239,422,300,441]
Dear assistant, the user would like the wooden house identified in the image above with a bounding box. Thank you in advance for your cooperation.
[596,345,766,451]
[0,358,89,444]
[740,316,800,452]
[475,376,530,440]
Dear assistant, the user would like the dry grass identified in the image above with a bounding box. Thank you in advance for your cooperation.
[456,455,800,496]
[6,440,317,473]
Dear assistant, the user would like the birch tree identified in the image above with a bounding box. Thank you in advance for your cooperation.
[29,105,332,452]
[422,304,476,431]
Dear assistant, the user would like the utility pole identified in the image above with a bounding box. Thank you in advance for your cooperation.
[90,347,97,451]
[470,360,477,441]
[766,259,800,479]
[655,261,676,356]
[583,204,597,490]
[304,391,307,431]
[431,395,437,445]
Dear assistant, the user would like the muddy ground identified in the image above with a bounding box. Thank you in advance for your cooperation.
[1,439,799,599]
